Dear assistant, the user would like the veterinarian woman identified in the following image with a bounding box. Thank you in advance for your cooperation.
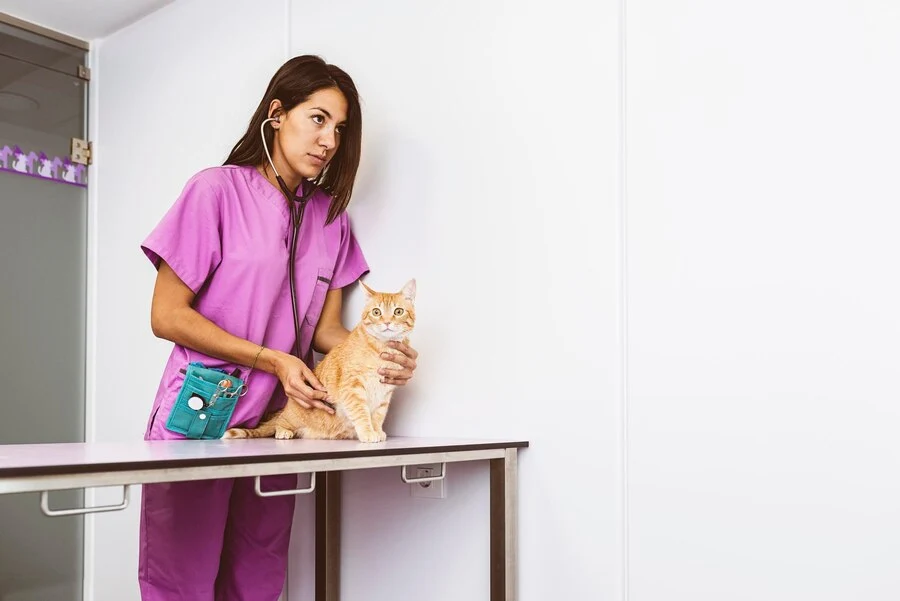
[138,55,418,600]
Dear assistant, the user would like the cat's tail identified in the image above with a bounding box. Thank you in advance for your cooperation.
[223,420,277,439]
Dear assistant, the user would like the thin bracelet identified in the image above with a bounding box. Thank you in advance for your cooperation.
[250,344,265,371]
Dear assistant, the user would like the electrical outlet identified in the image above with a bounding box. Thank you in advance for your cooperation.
[409,464,446,499]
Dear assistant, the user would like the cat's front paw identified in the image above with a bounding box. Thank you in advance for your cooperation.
[375,430,387,442]
[275,427,295,440]
[358,431,383,444]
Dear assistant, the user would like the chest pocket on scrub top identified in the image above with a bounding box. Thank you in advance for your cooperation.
[301,267,333,354]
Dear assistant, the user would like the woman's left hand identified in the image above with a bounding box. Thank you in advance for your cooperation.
[379,341,418,386]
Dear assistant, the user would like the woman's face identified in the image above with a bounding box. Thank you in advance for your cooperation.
[271,87,348,182]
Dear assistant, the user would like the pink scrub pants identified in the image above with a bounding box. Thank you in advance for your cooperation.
[139,474,297,600]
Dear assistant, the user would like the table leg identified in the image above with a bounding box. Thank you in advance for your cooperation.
[315,471,341,601]
[490,448,518,601]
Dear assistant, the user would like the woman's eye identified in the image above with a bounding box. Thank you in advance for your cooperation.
[312,114,325,125]
[336,125,346,135]
[394,308,404,316]
[372,308,381,316]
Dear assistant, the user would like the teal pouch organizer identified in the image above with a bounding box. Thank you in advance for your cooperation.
[165,362,245,440]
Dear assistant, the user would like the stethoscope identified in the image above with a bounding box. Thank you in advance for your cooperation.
[260,116,318,359]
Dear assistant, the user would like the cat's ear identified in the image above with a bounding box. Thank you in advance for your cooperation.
[359,279,376,297]
[400,278,416,302]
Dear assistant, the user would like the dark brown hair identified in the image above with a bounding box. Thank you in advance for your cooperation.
[224,55,362,224]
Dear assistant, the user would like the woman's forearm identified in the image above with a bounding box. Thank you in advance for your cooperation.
[152,305,283,375]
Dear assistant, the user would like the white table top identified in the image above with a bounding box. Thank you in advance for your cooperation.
[0,437,528,478]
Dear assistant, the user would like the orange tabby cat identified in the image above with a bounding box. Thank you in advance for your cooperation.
[224,278,416,443]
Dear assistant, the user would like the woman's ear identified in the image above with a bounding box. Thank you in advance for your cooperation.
[268,99,284,125]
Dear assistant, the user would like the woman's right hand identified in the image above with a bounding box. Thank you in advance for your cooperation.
[269,350,335,414]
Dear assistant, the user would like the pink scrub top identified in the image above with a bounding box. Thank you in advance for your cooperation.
[140,165,368,437]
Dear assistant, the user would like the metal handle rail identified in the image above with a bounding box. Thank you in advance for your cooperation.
[40,485,131,517]
[254,472,316,497]
[400,463,447,484]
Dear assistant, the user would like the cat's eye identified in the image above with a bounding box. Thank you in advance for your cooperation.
[372,308,382,317]
[394,308,404,316]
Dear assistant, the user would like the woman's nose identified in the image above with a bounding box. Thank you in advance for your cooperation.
[320,127,337,150]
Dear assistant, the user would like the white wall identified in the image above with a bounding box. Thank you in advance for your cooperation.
[89,0,622,600]
[627,1,900,599]
[81,0,900,599]
[287,2,623,600]
[78,0,900,599]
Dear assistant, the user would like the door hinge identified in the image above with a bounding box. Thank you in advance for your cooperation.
[71,138,92,165]
[77,65,91,81]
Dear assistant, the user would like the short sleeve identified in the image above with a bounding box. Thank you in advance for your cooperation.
[329,211,369,289]
[141,172,223,293]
